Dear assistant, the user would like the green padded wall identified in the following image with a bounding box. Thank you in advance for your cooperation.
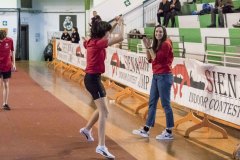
[173,42,181,57]
[128,38,141,52]
[199,14,212,28]
[229,29,240,46]
[181,3,197,15]
[144,27,154,38]
[201,0,215,3]
[179,28,202,43]
[233,0,240,9]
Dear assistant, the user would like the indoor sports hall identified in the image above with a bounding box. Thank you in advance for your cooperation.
[0,0,240,159]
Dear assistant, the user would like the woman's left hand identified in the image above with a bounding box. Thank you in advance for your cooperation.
[143,37,152,49]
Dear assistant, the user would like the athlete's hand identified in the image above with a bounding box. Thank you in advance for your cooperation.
[12,64,16,72]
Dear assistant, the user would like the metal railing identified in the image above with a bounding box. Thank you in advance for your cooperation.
[126,33,186,58]
[204,36,240,67]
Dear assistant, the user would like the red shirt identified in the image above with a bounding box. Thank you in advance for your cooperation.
[150,39,173,74]
[84,38,108,74]
[0,37,14,72]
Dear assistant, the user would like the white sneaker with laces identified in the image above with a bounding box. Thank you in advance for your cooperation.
[132,128,149,138]
[156,130,173,140]
[96,145,115,159]
[79,128,94,142]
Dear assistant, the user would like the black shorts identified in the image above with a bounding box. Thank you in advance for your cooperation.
[84,73,106,100]
[0,70,11,79]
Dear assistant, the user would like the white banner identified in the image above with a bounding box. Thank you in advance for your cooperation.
[56,40,86,69]
[55,40,240,126]
[103,47,152,94]
[172,58,240,125]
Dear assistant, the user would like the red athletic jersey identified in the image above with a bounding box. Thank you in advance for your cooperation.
[84,38,108,74]
[0,37,14,72]
[151,39,173,74]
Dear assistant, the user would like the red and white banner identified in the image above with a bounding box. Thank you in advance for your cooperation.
[171,58,240,125]
[55,40,240,125]
[56,40,87,69]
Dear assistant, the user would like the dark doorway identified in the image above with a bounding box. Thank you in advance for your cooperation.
[20,25,29,60]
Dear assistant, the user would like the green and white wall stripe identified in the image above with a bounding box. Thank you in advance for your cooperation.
[175,13,240,28]
[229,29,240,46]
[143,27,240,59]
[178,15,200,28]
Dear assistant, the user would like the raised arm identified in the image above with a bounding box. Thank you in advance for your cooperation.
[143,37,156,60]
[107,16,124,46]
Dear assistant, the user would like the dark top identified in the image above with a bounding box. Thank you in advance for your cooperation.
[61,33,71,41]
[91,15,102,24]
[170,0,181,12]
[158,1,170,13]
[71,32,80,43]
[215,0,233,8]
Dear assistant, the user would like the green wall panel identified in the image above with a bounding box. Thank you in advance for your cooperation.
[181,3,197,15]
[199,14,212,27]
[233,0,240,9]
[144,27,154,38]
[206,44,239,65]
[201,0,215,3]
[179,28,202,43]
[229,29,240,46]
[173,42,181,57]
[128,38,141,52]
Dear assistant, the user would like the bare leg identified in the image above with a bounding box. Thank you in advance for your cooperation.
[2,79,9,105]
[94,97,109,146]
[85,110,99,130]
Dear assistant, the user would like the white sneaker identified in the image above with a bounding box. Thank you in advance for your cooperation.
[156,129,173,140]
[79,128,94,142]
[96,145,115,159]
[132,128,149,138]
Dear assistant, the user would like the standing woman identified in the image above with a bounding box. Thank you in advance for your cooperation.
[132,25,175,140]
[0,30,16,110]
[71,26,80,43]
[80,17,124,158]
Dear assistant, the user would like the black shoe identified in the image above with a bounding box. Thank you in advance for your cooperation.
[3,104,11,110]
[207,24,216,28]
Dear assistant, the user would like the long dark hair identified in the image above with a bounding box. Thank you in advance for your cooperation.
[90,21,112,39]
[73,27,78,32]
[152,25,167,53]
[0,30,7,40]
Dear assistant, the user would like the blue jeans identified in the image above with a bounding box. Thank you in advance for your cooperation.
[146,74,174,128]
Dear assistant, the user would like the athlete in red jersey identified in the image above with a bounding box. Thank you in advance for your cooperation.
[0,30,16,110]
[79,16,124,159]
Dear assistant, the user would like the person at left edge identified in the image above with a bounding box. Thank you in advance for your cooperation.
[0,30,16,111]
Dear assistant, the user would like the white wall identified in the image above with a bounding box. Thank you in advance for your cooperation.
[19,0,85,61]
[32,0,84,11]
[93,0,106,7]
[21,12,85,61]
[0,0,18,8]
[91,0,144,22]
[124,6,144,34]
[0,11,18,52]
